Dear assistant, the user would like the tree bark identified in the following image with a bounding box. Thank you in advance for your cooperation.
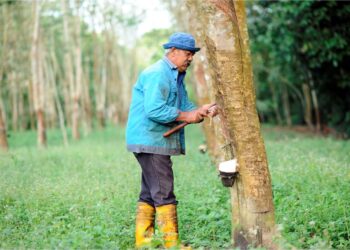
[302,83,313,130]
[281,81,292,126]
[48,46,69,146]
[27,79,36,130]
[268,81,283,125]
[10,72,18,131]
[311,88,321,132]
[116,46,133,123]
[72,0,82,139]
[0,103,8,151]
[18,80,26,130]
[187,1,276,248]
[61,0,75,134]
[185,2,222,159]
[0,4,9,143]
[308,71,321,132]
[81,62,92,135]
[31,0,46,148]
[97,66,107,129]
[44,54,57,130]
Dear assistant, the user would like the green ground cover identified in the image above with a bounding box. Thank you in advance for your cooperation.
[0,126,349,249]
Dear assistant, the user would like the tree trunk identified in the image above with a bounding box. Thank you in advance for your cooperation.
[27,79,36,130]
[0,5,9,144]
[81,63,92,135]
[45,59,57,130]
[61,0,75,133]
[193,60,219,156]
[187,1,276,248]
[308,71,321,132]
[282,81,292,126]
[71,97,80,139]
[268,81,283,125]
[48,47,69,146]
[10,72,18,132]
[108,36,120,125]
[0,105,8,151]
[31,0,46,148]
[311,88,321,132]
[302,83,313,130]
[116,47,132,123]
[72,0,82,139]
[97,64,107,129]
[185,2,221,159]
[18,80,26,130]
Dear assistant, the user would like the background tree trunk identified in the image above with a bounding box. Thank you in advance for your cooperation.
[94,33,107,129]
[187,1,276,248]
[61,0,75,133]
[10,72,18,131]
[72,0,82,140]
[308,71,321,132]
[311,88,321,132]
[268,81,283,125]
[282,81,292,126]
[27,79,36,130]
[81,63,92,135]
[48,46,69,146]
[0,4,9,144]
[0,104,8,151]
[18,80,26,130]
[31,1,46,148]
[302,83,313,130]
[185,1,222,159]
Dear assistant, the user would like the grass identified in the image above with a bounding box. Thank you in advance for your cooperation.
[264,127,350,249]
[0,125,349,249]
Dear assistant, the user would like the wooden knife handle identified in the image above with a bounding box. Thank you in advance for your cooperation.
[163,103,217,137]
[163,122,189,137]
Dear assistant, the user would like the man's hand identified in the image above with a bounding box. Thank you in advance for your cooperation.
[176,110,203,124]
[198,103,218,118]
[207,104,219,117]
[176,103,218,124]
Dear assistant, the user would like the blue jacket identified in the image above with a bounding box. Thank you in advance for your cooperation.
[126,57,196,155]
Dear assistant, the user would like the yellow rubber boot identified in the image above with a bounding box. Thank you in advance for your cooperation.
[135,202,155,248]
[156,204,179,248]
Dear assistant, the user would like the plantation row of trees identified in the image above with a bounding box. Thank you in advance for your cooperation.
[1,0,349,152]
[0,0,143,149]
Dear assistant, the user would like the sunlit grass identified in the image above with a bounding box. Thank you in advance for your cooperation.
[0,125,349,249]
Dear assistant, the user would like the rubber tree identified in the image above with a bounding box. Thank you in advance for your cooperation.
[72,0,83,139]
[0,105,8,151]
[0,4,9,151]
[61,0,83,140]
[31,0,47,147]
[186,0,276,249]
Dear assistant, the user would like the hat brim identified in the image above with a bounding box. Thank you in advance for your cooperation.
[163,42,200,53]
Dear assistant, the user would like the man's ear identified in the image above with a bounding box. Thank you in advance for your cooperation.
[167,47,177,58]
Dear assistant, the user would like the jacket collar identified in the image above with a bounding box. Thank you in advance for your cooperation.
[162,56,177,70]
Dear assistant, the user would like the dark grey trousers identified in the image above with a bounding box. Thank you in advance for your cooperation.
[134,153,177,207]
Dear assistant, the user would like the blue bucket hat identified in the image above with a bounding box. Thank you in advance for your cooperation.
[163,32,200,53]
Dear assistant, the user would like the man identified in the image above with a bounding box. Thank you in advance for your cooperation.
[126,32,218,248]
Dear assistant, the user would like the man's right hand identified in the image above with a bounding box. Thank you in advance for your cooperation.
[176,110,203,124]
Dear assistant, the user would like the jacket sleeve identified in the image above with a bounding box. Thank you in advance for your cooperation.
[182,85,197,112]
[143,72,179,124]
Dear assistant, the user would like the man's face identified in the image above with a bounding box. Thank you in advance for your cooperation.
[170,49,195,73]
